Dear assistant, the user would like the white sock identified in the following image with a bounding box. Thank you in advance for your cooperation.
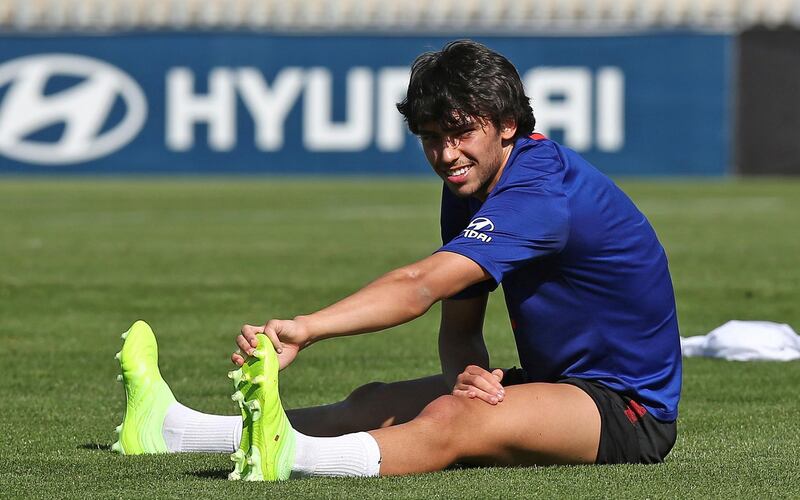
[291,431,381,477]
[161,402,382,477]
[162,402,242,453]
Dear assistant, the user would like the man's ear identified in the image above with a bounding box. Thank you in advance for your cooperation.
[500,117,517,140]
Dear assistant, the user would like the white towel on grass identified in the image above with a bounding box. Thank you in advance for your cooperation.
[680,320,800,361]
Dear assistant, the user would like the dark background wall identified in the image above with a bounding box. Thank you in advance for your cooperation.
[738,29,800,175]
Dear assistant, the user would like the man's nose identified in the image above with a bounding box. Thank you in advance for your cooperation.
[441,142,460,163]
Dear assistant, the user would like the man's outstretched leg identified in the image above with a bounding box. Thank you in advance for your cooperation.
[113,321,243,454]
[113,321,446,454]
[230,334,601,480]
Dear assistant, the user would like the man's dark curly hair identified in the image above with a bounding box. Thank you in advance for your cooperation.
[397,40,535,138]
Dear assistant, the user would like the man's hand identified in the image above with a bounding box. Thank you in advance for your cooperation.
[452,365,505,405]
[231,320,308,370]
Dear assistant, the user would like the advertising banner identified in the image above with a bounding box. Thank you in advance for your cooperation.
[0,33,732,175]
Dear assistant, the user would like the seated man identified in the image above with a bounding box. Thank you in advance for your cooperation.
[112,40,681,480]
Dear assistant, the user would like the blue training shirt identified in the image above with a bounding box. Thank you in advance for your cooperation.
[438,135,681,422]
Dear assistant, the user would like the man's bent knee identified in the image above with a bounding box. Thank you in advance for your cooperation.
[415,394,469,428]
[405,395,478,462]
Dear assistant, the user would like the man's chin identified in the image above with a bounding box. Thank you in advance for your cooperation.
[444,182,475,198]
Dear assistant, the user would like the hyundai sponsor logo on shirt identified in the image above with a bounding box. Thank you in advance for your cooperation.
[463,217,495,242]
[0,34,731,175]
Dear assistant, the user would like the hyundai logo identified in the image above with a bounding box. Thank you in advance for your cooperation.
[0,54,147,165]
[467,217,495,232]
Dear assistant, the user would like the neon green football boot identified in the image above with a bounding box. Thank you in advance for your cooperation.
[228,334,295,481]
[112,320,176,455]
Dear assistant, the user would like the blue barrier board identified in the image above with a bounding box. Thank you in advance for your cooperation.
[0,33,732,175]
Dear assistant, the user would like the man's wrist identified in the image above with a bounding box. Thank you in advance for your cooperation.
[292,314,316,347]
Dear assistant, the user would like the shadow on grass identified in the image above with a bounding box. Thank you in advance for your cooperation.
[78,443,111,451]
[188,469,229,480]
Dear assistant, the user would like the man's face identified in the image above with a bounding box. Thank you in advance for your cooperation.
[418,117,517,200]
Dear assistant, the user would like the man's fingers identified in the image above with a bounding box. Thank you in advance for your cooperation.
[263,323,284,354]
[231,352,245,366]
[240,324,263,348]
[238,321,288,360]
[246,331,259,348]
[464,365,505,394]
[458,372,504,400]
[240,324,262,336]
[472,378,504,402]
[453,385,499,405]
[452,388,481,400]
[236,335,254,355]
[454,374,502,400]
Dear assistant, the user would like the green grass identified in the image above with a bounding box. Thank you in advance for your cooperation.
[0,178,799,498]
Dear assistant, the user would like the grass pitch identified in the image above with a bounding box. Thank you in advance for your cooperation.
[0,178,798,498]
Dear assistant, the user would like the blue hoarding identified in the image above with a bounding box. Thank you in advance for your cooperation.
[0,33,732,175]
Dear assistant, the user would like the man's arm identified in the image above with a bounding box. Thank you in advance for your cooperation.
[299,251,489,342]
[233,251,490,367]
[439,295,506,405]
[438,295,489,388]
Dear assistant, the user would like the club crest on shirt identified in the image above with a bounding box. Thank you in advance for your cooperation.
[462,217,494,242]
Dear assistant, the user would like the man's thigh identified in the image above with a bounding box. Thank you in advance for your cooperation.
[372,382,601,474]
[288,374,450,436]
[448,382,601,466]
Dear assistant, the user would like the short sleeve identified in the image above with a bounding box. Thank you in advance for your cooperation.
[438,183,570,286]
